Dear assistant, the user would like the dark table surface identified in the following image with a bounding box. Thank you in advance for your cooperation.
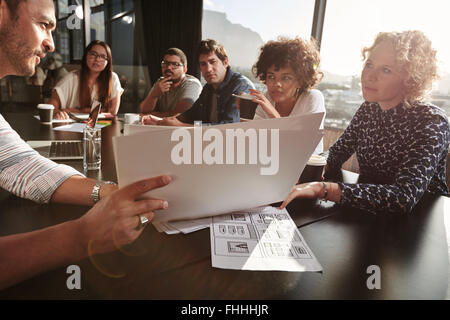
[0,113,448,299]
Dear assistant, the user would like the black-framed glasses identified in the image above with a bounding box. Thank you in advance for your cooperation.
[161,60,183,68]
[88,51,108,62]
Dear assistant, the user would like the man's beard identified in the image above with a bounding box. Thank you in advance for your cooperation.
[0,22,40,76]
[171,76,183,84]
[163,71,183,84]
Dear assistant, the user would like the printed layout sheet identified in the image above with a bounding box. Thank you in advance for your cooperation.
[210,206,323,272]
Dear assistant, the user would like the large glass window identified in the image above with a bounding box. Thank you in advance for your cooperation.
[203,0,315,87]
[90,1,105,41]
[104,0,146,113]
[50,0,144,113]
[320,0,450,129]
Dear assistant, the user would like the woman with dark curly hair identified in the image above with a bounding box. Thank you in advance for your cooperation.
[281,30,450,214]
[246,37,325,154]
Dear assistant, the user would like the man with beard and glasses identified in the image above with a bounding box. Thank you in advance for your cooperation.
[140,47,202,118]
[0,0,171,289]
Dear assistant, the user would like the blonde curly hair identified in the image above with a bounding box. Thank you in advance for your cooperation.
[252,37,323,93]
[362,30,439,104]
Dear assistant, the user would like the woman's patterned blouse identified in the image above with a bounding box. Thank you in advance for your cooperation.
[326,101,450,214]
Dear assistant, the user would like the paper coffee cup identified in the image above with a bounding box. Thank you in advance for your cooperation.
[37,104,54,124]
[234,93,258,119]
[299,154,327,183]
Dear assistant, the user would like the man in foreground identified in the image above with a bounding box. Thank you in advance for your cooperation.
[0,0,170,289]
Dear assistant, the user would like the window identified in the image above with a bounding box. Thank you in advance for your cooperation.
[90,0,105,41]
[320,0,450,129]
[203,0,315,87]
[51,0,145,112]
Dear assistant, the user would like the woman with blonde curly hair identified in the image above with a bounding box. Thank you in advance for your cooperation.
[239,37,325,153]
[281,30,450,214]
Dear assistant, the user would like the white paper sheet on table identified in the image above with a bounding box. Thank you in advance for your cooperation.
[69,112,112,120]
[34,115,74,123]
[113,113,324,223]
[35,113,112,123]
[210,206,322,272]
[153,217,212,234]
[52,122,108,133]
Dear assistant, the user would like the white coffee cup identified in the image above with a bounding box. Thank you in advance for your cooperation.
[124,113,140,125]
[234,93,255,100]
[37,104,55,124]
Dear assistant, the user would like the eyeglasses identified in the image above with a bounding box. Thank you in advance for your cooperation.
[266,74,296,85]
[161,60,183,68]
[88,51,108,62]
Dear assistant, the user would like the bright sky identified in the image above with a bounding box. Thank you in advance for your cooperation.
[204,0,450,76]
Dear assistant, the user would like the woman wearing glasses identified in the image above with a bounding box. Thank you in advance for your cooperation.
[243,37,325,154]
[51,40,123,119]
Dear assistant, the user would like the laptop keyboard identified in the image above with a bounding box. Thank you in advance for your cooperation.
[49,141,83,158]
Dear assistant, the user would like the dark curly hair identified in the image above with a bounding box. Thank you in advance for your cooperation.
[252,37,323,92]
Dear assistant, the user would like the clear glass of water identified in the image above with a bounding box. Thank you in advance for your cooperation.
[83,126,102,171]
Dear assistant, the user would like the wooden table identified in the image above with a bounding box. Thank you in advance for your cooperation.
[0,113,448,300]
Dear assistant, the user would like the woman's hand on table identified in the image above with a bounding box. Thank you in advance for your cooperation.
[53,110,70,120]
[279,181,342,209]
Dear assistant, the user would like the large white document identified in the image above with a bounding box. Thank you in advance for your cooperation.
[123,112,324,136]
[113,113,324,223]
[210,206,322,272]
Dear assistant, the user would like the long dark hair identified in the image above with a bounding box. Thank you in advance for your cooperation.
[79,40,113,111]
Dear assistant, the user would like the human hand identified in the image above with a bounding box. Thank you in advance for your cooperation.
[141,114,161,125]
[54,110,69,120]
[154,77,173,96]
[77,175,171,255]
[99,182,119,200]
[279,182,324,209]
[248,89,278,117]
[157,116,183,126]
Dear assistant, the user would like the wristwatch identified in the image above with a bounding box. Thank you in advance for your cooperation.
[91,181,117,204]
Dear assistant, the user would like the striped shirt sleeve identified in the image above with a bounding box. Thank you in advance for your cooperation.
[0,114,83,203]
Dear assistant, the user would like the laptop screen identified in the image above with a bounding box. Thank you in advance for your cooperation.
[86,101,102,129]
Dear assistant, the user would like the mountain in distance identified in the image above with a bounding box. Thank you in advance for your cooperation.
[202,10,356,84]
[202,10,265,70]
[321,71,355,86]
